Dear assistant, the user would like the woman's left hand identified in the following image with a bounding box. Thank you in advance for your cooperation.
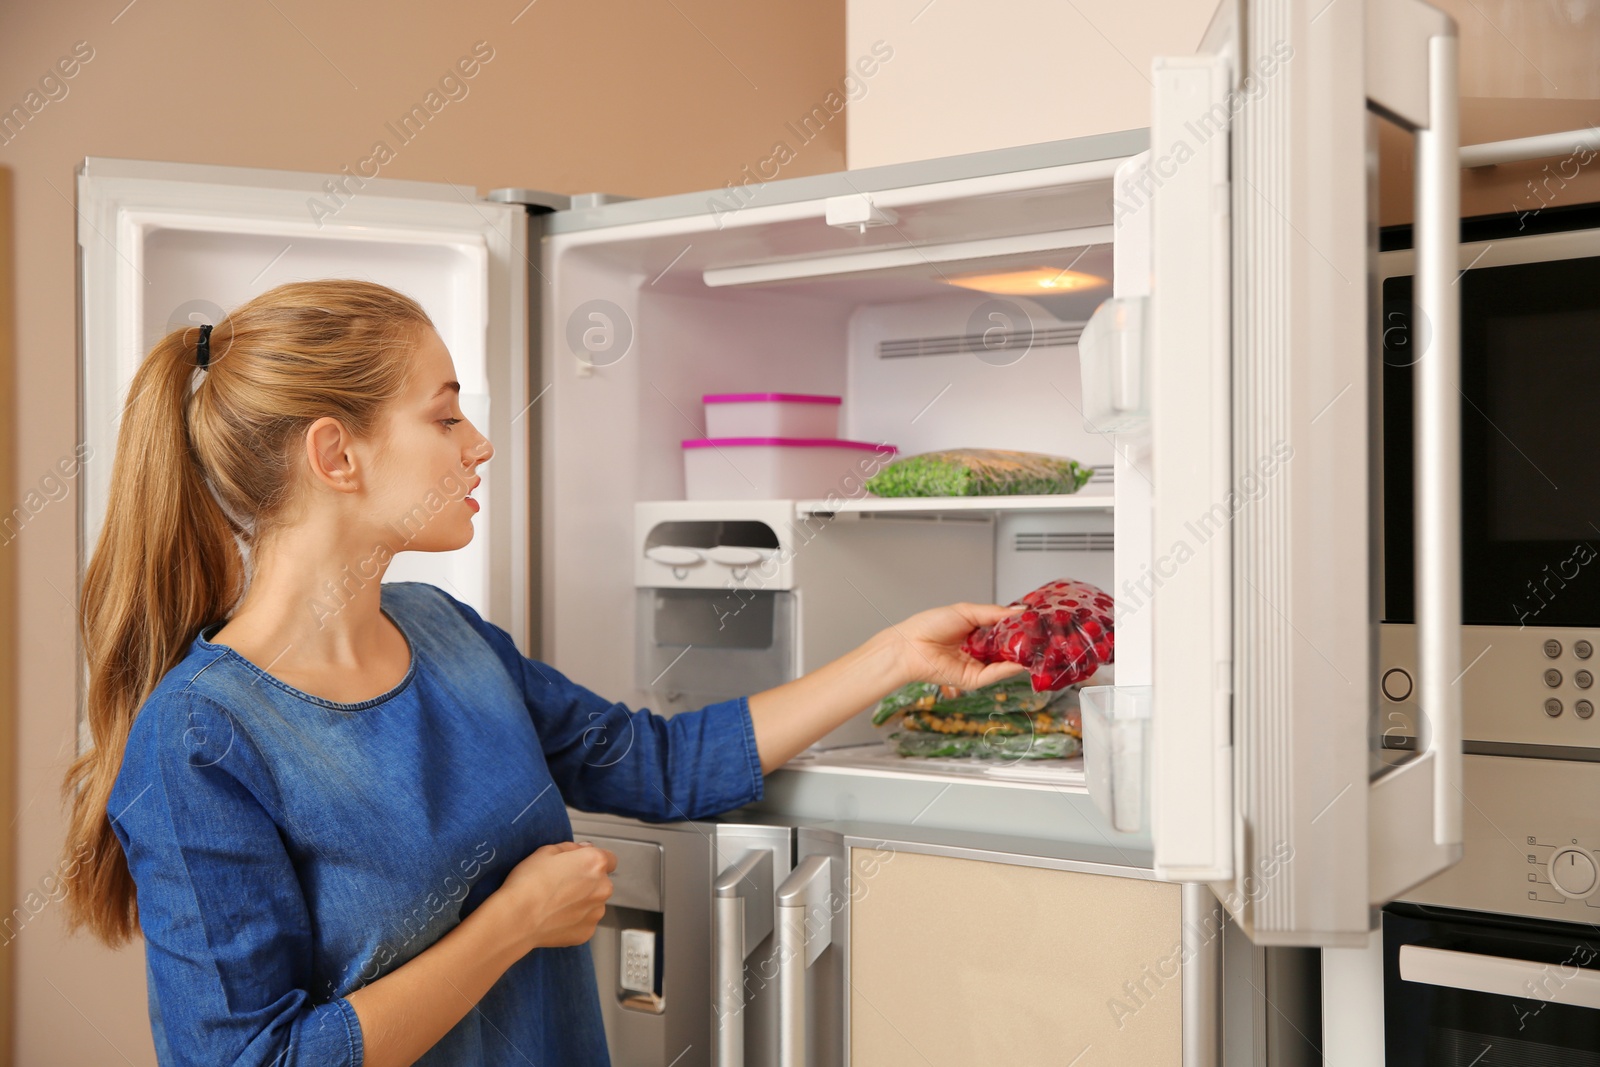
[878,602,1031,691]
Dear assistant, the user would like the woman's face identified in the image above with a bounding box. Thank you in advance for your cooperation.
[365,325,493,556]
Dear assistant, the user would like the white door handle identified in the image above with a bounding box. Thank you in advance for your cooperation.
[1399,945,1600,1009]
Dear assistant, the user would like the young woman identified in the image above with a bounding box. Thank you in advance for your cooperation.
[58,279,1026,1067]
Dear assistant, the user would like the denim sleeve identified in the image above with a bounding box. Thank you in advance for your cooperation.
[111,693,364,1067]
[433,586,765,822]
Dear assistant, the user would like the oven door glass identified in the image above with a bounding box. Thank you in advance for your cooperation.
[1383,252,1600,628]
[1385,903,1600,1064]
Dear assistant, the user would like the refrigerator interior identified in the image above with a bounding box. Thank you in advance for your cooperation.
[540,152,1138,840]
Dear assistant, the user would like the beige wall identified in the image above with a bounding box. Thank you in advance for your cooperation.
[846,0,1217,168]
[0,2,843,1062]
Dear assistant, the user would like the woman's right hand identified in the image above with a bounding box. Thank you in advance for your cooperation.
[495,840,618,952]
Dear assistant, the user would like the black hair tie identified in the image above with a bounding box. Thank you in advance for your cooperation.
[196,324,213,370]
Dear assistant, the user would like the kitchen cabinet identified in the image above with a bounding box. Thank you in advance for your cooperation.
[848,847,1185,1065]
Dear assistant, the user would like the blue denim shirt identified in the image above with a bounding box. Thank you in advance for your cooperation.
[106,580,765,1066]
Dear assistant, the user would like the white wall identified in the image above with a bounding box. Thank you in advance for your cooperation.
[847,0,1220,168]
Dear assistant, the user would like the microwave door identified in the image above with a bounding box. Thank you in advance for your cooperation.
[74,157,539,681]
[1379,224,1600,760]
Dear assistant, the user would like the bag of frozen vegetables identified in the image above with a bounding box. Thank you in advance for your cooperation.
[863,449,1094,498]
[871,675,1083,760]
[961,577,1114,691]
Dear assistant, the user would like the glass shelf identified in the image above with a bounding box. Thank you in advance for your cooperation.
[793,493,1113,518]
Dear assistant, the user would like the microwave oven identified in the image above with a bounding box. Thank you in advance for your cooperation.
[1379,200,1600,757]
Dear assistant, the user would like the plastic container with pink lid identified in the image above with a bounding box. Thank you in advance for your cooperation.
[682,436,896,500]
[702,392,841,439]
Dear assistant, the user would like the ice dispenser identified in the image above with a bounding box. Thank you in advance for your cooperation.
[635,499,994,749]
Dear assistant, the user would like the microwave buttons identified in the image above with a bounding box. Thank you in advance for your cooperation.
[1544,669,1563,688]
[1579,671,1594,689]
[1579,640,1595,660]
[1381,668,1413,702]
[1545,698,1564,717]
[1579,700,1595,719]
[1550,848,1599,899]
[1545,639,1564,658]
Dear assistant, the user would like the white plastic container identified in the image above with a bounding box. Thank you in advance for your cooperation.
[682,437,896,500]
[702,392,842,439]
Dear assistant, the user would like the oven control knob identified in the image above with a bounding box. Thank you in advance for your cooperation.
[1550,848,1599,899]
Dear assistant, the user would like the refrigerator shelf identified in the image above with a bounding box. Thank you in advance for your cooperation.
[793,493,1114,518]
[783,742,1088,792]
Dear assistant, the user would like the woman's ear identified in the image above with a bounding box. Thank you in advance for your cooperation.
[304,417,361,493]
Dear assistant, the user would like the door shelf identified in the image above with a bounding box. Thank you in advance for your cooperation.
[783,742,1087,793]
[793,493,1113,518]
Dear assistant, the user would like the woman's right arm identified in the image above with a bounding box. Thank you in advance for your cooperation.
[345,841,617,1067]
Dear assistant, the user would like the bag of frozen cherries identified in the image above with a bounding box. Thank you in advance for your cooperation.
[960,578,1114,691]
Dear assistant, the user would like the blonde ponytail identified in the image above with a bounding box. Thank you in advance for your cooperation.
[60,280,431,946]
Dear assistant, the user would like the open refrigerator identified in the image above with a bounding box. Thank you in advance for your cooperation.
[77,0,1468,1061]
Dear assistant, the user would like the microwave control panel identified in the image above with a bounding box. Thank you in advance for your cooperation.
[1400,754,1600,923]
[1381,624,1600,751]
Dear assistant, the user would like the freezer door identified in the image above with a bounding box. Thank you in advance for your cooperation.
[1083,0,1462,943]
[571,811,717,1065]
[76,158,532,666]
[1127,0,1461,945]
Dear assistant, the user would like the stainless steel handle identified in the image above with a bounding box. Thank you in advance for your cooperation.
[1399,945,1600,1009]
[714,850,774,1067]
[775,855,832,1067]
[1413,26,1462,847]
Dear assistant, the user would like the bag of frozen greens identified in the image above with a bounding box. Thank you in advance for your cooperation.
[871,675,1083,760]
[863,449,1094,498]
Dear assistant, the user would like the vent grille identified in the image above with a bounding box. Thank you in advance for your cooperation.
[878,323,1085,359]
[1086,463,1113,485]
[1013,531,1114,553]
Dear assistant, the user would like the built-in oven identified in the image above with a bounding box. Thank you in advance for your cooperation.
[1383,900,1600,1064]
[1380,200,1600,759]
[1374,195,1600,1064]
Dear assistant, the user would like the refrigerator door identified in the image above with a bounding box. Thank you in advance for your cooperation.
[571,811,716,1065]
[76,158,533,656]
[1119,0,1462,944]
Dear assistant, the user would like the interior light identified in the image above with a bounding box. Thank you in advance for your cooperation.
[942,267,1108,296]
